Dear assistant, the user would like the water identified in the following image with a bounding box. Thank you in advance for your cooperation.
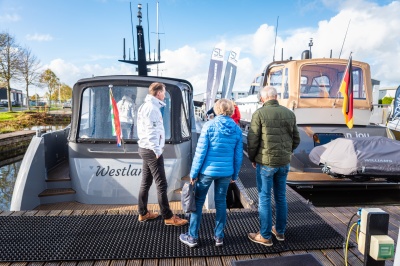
[0,160,21,211]
[0,125,68,211]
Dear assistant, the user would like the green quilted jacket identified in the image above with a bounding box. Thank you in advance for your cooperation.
[247,99,300,166]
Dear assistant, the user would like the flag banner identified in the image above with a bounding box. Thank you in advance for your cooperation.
[205,44,225,111]
[339,55,354,129]
[221,48,240,100]
[109,87,122,146]
[392,85,400,119]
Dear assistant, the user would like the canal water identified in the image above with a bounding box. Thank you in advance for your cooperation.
[0,125,68,211]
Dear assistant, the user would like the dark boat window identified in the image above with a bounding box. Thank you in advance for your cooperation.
[78,85,171,142]
[313,133,344,147]
[300,63,365,99]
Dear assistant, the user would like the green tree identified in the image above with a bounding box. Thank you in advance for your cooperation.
[39,69,59,108]
[20,47,41,110]
[0,32,23,112]
[60,83,72,101]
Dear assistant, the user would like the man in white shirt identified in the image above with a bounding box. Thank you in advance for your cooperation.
[117,94,136,139]
[136,82,188,226]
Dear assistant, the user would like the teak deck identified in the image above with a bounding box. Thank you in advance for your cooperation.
[0,187,397,266]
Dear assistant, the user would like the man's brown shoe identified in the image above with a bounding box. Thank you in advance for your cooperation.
[248,232,273,246]
[138,211,159,222]
[164,215,188,226]
[271,226,285,241]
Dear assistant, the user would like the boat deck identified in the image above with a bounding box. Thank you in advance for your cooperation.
[0,186,397,265]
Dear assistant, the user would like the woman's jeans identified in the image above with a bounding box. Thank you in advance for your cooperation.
[189,174,231,239]
[256,163,290,239]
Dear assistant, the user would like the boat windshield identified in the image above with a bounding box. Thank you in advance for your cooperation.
[78,85,171,141]
[299,63,366,99]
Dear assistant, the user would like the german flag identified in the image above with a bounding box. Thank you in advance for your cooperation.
[339,55,353,129]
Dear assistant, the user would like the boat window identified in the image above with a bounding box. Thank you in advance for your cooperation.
[300,63,365,99]
[78,85,171,142]
[181,87,190,139]
[269,69,283,99]
[283,68,289,99]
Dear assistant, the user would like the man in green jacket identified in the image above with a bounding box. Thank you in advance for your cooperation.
[247,86,300,246]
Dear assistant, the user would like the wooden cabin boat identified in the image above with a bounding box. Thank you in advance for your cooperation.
[236,51,399,190]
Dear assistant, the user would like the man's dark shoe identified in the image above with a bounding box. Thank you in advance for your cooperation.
[138,211,159,222]
[214,236,223,247]
[248,232,273,246]
[179,233,198,248]
[272,226,285,241]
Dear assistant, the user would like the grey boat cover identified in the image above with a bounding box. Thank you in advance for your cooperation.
[309,136,400,176]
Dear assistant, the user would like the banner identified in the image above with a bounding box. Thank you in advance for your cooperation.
[392,85,400,119]
[339,55,354,129]
[221,48,240,100]
[109,87,122,146]
[205,44,225,111]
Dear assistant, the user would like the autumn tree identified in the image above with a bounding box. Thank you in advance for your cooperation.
[20,47,41,110]
[0,32,23,112]
[39,69,59,108]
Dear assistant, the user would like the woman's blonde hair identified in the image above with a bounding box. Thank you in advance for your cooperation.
[214,98,234,116]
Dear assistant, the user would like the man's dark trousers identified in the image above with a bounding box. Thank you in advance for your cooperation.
[138,147,173,219]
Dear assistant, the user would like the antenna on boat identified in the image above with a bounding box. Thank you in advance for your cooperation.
[147,3,151,61]
[123,38,126,60]
[273,16,279,61]
[339,19,351,59]
[130,2,136,61]
[119,2,165,76]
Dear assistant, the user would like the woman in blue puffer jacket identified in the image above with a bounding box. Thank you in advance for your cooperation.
[179,98,243,248]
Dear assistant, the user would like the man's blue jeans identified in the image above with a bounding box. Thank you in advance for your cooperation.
[189,174,231,239]
[256,163,290,239]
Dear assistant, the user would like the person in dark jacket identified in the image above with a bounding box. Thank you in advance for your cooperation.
[179,99,243,248]
[247,86,300,246]
[206,99,219,119]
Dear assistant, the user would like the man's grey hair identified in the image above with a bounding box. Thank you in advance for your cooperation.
[260,86,277,99]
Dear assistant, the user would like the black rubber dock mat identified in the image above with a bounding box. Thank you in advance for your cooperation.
[0,156,346,262]
[0,209,344,262]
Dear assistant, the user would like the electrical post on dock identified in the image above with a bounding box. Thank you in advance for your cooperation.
[357,208,395,265]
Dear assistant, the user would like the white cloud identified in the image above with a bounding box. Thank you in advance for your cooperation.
[35,0,400,95]
[26,34,53,42]
[0,13,20,22]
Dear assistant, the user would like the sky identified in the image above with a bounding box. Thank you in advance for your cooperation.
[1,0,399,96]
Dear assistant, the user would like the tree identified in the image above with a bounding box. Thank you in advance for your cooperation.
[39,69,59,108]
[0,32,23,112]
[20,47,41,110]
[59,83,72,101]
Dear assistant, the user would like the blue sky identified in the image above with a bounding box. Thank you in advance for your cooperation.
[1,0,399,96]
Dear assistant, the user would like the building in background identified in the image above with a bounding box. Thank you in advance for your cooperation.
[0,87,25,106]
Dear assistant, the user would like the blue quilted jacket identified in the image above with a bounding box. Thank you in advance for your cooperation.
[190,115,243,180]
